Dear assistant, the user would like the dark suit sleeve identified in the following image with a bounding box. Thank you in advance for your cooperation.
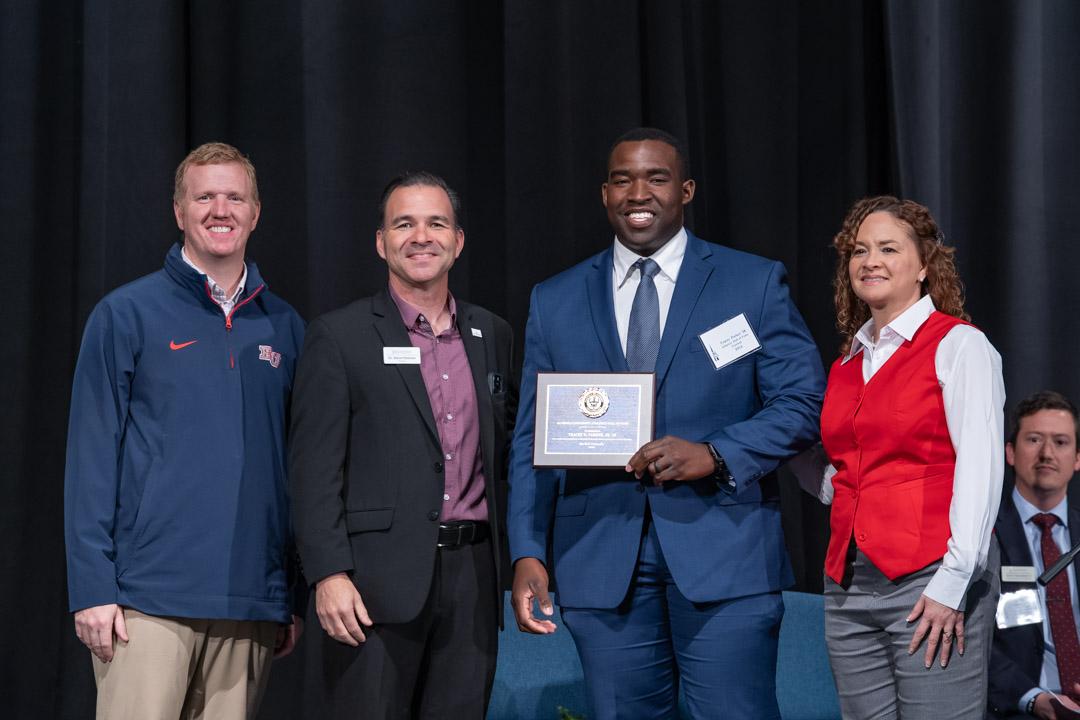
[491,316,519,589]
[502,318,519,458]
[988,502,1044,717]
[707,261,826,493]
[288,316,355,585]
[988,626,1040,716]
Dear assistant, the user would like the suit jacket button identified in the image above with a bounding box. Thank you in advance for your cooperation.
[428,510,439,521]
[434,461,444,473]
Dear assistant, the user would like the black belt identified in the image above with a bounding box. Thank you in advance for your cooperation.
[437,521,489,548]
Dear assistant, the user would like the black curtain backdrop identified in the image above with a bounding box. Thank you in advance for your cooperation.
[4,1,1078,717]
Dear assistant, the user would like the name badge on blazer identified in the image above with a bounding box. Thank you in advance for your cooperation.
[383,347,421,365]
[1001,565,1037,583]
[698,313,762,370]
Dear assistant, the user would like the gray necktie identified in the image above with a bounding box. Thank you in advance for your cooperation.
[626,258,661,371]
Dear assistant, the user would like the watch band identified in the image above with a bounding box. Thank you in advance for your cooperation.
[704,442,735,489]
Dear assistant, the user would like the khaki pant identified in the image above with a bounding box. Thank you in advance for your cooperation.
[92,609,277,720]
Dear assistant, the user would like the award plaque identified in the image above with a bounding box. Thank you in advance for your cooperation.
[533,372,655,468]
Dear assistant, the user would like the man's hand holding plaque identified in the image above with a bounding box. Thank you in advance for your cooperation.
[625,436,716,484]
[532,372,655,468]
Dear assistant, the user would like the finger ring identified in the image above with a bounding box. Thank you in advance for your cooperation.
[942,633,953,642]
[651,461,659,474]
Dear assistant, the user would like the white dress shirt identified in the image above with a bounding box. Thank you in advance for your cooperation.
[1013,489,1080,708]
[817,295,1005,609]
[181,246,247,317]
[612,229,687,354]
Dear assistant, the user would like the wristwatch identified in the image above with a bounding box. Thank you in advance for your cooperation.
[1027,693,1041,715]
[704,442,735,490]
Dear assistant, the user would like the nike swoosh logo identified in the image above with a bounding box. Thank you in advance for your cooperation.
[169,340,198,351]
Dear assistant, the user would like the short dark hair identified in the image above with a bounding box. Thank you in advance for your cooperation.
[1008,390,1080,445]
[376,171,463,231]
[608,127,690,179]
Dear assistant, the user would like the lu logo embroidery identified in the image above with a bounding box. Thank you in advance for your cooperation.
[258,345,282,368]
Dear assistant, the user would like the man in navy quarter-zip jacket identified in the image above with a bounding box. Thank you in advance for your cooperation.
[64,143,305,720]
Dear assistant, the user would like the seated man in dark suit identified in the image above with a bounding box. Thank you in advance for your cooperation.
[989,391,1080,718]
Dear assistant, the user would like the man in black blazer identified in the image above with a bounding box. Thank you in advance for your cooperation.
[288,171,516,718]
[989,391,1080,718]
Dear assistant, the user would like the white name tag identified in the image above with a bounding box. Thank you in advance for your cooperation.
[698,313,762,370]
[996,588,1043,629]
[1001,565,1038,583]
[383,346,421,365]
[471,327,483,338]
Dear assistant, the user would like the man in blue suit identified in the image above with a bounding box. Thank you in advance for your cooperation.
[508,127,826,719]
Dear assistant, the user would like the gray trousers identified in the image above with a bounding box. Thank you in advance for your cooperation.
[824,537,1000,720]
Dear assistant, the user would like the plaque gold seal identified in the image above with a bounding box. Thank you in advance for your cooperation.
[577,387,610,419]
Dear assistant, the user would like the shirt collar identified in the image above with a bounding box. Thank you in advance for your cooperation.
[842,294,936,364]
[1013,485,1069,528]
[387,284,457,331]
[613,227,688,289]
[181,246,247,303]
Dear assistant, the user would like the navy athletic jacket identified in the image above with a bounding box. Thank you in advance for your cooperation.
[65,244,304,622]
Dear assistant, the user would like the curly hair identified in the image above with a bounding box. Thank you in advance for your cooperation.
[174,142,259,204]
[831,195,967,354]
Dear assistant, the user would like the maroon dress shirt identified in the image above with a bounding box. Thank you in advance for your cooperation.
[389,286,487,522]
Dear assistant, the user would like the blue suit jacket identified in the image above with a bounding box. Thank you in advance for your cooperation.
[508,232,826,608]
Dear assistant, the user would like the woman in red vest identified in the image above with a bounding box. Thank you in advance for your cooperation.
[819,196,1004,718]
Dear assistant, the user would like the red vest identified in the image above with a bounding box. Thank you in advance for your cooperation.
[821,311,968,583]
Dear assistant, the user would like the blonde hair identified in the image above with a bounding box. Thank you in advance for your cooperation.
[173,142,259,203]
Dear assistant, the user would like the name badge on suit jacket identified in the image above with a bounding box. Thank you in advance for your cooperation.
[384,347,421,364]
[698,313,762,370]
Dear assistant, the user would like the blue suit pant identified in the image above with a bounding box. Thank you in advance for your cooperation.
[561,514,784,719]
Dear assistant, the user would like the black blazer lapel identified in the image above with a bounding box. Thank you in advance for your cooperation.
[457,304,495,489]
[371,290,440,447]
[997,491,1035,567]
[1068,500,1080,562]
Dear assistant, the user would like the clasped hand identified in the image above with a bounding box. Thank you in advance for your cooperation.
[625,436,715,484]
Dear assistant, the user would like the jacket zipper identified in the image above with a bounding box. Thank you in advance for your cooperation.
[206,282,265,368]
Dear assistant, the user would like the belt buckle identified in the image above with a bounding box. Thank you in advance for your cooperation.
[437,522,463,548]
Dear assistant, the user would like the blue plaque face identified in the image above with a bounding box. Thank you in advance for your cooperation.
[544,384,641,455]
[533,372,656,468]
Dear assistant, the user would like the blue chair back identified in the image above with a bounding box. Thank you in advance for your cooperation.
[489,591,841,719]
